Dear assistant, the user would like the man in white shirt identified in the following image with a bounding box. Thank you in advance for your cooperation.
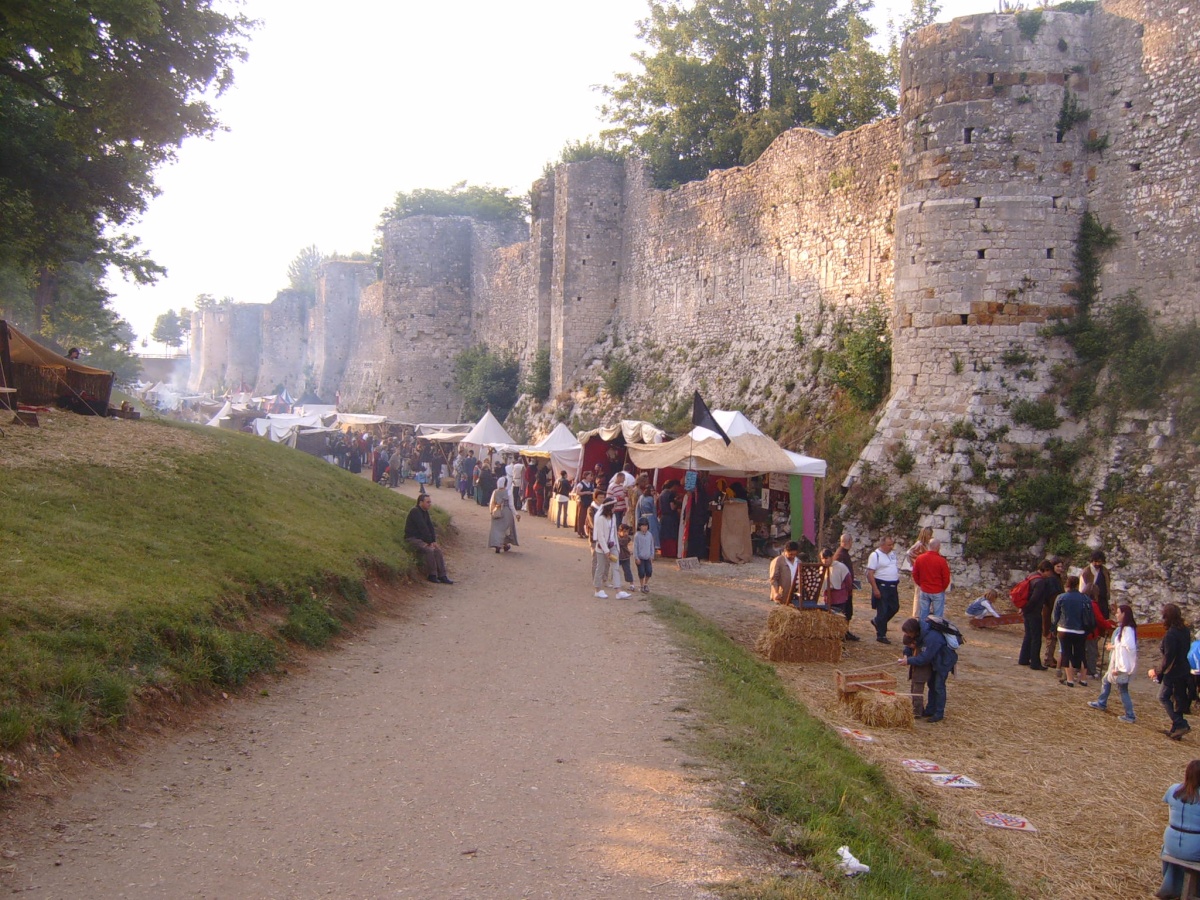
[866,535,901,644]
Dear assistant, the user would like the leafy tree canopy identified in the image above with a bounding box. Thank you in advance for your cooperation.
[812,15,896,131]
[0,0,253,281]
[152,308,190,349]
[601,0,893,187]
[379,182,527,227]
[0,259,141,381]
[453,345,520,421]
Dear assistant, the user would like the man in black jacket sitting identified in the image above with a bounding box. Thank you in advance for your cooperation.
[404,494,453,584]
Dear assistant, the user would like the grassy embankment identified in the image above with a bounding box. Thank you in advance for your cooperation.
[0,418,431,758]
[650,597,1016,900]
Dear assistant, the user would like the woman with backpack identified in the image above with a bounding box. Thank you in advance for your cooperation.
[1088,603,1138,723]
[1051,574,1095,688]
[897,616,958,723]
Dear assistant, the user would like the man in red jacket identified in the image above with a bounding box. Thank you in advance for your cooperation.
[912,539,951,620]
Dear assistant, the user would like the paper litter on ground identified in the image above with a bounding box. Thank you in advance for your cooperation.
[975,810,1036,831]
[835,726,874,742]
[930,773,979,788]
[899,758,945,772]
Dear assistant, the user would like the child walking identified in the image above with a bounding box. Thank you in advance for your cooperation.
[617,523,635,594]
[634,517,655,595]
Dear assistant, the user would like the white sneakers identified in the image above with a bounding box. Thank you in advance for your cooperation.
[594,590,608,599]
[616,591,632,599]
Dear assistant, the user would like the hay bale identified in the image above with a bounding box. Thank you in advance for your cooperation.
[835,668,898,704]
[755,606,846,663]
[851,688,914,729]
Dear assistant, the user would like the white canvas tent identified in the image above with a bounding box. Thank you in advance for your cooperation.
[522,422,584,480]
[626,409,826,477]
[461,410,516,449]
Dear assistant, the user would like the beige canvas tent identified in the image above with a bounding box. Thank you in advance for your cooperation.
[0,321,114,413]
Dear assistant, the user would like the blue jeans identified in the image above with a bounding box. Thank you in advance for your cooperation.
[925,670,947,720]
[917,590,945,620]
[873,580,900,638]
[1095,678,1134,719]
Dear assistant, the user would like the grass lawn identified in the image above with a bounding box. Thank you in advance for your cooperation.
[0,417,429,753]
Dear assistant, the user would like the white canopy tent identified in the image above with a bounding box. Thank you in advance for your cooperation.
[460,410,517,449]
[522,422,584,480]
[254,413,326,442]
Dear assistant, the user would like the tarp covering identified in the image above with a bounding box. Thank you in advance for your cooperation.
[626,409,826,477]
[205,400,232,427]
[254,414,325,442]
[577,419,666,446]
[336,413,388,426]
[415,423,471,437]
[461,410,516,448]
[1,321,114,411]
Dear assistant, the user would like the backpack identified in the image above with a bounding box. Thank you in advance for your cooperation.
[1010,573,1042,610]
[926,615,965,649]
[1080,598,1097,633]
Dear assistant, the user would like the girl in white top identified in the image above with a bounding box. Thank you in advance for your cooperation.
[1088,603,1138,723]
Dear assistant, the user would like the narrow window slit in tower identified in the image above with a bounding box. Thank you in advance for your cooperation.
[1047,248,1055,259]
[1130,162,1141,172]
[1124,100,1133,109]
[1056,130,1065,143]
[960,314,969,325]
[987,73,995,86]
[1052,196,1062,209]
[964,127,974,144]
[977,249,986,259]
[974,197,982,208]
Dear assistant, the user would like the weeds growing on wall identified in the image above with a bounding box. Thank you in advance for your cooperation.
[1015,9,1044,40]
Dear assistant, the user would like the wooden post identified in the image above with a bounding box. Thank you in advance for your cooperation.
[0,321,14,410]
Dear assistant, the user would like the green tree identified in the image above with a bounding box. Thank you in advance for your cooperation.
[812,15,896,132]
[453,346,521,421]
[600,0,862,187]
[152,309,187,350]
[523,347,552,402]
[0,0,253,331]
[379,182,527,226]
[286,244,324,298]
[0,258,141,380]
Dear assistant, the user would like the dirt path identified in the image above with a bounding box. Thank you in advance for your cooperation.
[0,482,781,898]
[0,471,1184,898]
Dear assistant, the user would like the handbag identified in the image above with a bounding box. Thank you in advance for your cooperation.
[491,506,503,519]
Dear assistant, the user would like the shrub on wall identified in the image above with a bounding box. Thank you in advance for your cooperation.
[604,357,636,399]
[825,303,892,410]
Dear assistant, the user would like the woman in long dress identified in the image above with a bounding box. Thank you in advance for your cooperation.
[489,475,519,553]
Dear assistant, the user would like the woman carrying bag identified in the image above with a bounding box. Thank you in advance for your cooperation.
[1088,603,1137,723]
[488,475,519,554]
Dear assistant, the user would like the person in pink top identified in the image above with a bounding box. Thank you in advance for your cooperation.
[911,539,951,620]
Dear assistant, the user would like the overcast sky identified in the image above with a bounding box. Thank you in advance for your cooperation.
[114,0,997,348]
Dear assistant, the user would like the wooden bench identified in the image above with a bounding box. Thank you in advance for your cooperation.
[1162,852,1200,899]
[968,613,1024,629]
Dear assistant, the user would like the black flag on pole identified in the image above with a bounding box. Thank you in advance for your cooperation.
[692,391,731,445]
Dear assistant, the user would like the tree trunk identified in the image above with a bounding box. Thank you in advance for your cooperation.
[33,267,57,335]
